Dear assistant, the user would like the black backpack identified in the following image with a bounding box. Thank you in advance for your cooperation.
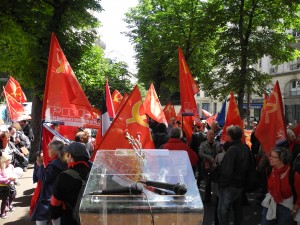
[65,170,88,225]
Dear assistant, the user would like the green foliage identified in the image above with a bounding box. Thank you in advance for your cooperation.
[200,0,300,115]
[125,0,300,117]
[76,45,133,108]
[125,0,217,102]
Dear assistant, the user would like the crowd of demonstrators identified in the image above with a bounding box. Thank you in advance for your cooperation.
[50,142,91,225]
[31,140,67,225]
[199,130,221,203]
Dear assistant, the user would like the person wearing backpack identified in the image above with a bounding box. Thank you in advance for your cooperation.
[261,147,300,225]
[50,142,91,225]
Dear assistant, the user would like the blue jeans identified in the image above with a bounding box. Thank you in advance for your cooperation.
[218,186,243,225]
[261,204,293,225]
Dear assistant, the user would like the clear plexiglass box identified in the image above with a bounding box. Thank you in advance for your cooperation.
[79,149,203,225]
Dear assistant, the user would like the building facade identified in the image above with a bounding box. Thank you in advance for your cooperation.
[195,55,300,125]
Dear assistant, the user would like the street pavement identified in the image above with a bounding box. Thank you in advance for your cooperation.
[3,165,262,225]
[199,184,262,225]
[3,164,35,225]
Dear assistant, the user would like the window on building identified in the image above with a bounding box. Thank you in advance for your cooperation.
[291,80,300,96]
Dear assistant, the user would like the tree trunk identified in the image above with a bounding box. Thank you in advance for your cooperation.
[29,95,43,163]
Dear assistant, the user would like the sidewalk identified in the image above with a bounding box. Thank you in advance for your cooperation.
[4,164,35,225]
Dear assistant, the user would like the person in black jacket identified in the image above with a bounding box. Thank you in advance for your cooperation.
[31,140,67,225]
[218,126,250,225]
[50,142,91,225]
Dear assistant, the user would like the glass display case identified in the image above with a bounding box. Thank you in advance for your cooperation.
[79,149,203,225]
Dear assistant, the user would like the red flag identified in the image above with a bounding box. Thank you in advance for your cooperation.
[30,125,54,217]
[116,93,129,115]
[178,47,200,124]
[92,86,154,157]
[221,91,245,144]
[143,83,167,126]
[163,101,176,124]
[42,33,100,128]
[176,107,194,143]
[41,125,55,166]
[111,89,123,113]
[3,88,26,121]
[4,76,27,103]
[255,81,287,155]
[30,181,42,216]
[202,109,212,118]
[262,91,268,113]
[206,114,217,127]
[106,79,115,118]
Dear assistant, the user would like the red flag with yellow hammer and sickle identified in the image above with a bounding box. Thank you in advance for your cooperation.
[255,81,287,155]
[92,85,154,157]
[111,89,123,113]
[4,76,27,103]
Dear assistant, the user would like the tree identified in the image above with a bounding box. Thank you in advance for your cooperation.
[195,0,300,116]
[0,0,103,161]
[76,45,133,108]
[125,0,217,103]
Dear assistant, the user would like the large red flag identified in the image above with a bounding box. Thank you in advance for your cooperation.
[111,89,123,113]
[30,124,54,217]
[106,79,115,118]
[93,86,154,156]
[178,47,200,124]
[221,91,245,144]
[42,33,100,128]
[143,83,167,126]
[255,81,287,155]
[163,101,176,124]
[116,93,129,115]
[3,88,27,121]
[4,76,27,103]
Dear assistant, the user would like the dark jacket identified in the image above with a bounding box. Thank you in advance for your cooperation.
[31,158,67,221]
[189,131,206,154]
[153,132,169,149]
[51,163,91,225]
[199,141,221,161]
[219,141,250,189]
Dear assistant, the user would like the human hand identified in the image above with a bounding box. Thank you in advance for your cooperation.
[36,156,43,166]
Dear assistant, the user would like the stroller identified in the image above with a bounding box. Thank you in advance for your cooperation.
[7,142,29,170]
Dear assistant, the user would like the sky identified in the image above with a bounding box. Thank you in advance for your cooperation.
[97,0,138,77]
